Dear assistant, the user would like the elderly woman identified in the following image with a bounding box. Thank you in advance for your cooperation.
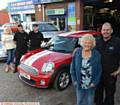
[70,34,102,105]
[2,27,16,72]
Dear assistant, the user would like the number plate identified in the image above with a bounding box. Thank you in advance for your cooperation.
[20,72,30,80]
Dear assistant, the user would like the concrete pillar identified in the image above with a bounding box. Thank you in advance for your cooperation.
[75,0,84,30]
[8,13,13,22]
[42,4,45,22]
[20,13,24,22]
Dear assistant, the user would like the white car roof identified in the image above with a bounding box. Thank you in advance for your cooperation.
[22,21,53,25]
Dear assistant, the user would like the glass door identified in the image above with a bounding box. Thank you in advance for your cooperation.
[48,16,66,31]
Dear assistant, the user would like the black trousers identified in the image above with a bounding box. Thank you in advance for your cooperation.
[15,51,26,71]
[95,75,117,105]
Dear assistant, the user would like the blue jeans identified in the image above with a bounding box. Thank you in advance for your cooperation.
[76,88,95,105]
[6,49,15,65]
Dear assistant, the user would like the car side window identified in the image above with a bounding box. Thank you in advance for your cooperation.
[75,39,81,48]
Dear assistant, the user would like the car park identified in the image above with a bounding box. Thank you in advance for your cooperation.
[18,31,100,90]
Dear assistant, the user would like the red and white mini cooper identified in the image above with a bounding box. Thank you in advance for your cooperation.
[18,31,99,90]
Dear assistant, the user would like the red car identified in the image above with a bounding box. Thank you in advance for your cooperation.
[2,23,18,33]
[18,31,100,90]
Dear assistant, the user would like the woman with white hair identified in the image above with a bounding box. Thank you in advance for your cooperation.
[2,27,16,72]
[70,34,102,105]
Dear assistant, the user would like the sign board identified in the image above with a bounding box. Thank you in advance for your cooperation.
[32,0,64,4]
[68,17,76,25]
[46,9,65,15]
[8,0,35,13]
[68,3,76,31]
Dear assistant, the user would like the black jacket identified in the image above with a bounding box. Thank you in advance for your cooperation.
[29,31,43,50]
[96,36,120,75]
[14,31,29,53]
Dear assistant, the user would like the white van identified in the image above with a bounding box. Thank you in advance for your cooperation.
[22,22,60,41]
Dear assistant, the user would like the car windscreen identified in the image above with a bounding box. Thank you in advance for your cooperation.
[39,23,58,32]
[47,36,77,53]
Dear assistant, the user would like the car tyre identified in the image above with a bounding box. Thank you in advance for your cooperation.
[54,69,71,90]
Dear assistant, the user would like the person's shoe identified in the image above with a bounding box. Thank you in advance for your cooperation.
[5,65,9,73]
[10,63,14,71]
[13,69,17,73]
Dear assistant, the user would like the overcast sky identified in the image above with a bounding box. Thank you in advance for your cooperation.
[0,0,22,10]
[0,0,8,10]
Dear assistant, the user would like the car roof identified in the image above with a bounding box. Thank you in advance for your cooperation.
[2,23,17,28]
[58,30,100,38]
[3,22,17,26]
[23,21,53,25]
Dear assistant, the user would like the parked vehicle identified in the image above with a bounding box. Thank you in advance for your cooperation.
[18,31,100,90]
[2,22,18,33]
[23,22,60,41]
[0,27,7,60]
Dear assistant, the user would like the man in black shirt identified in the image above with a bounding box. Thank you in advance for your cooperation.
[29,24,44,50]
[14,24,29,73]
[95,22,120,105]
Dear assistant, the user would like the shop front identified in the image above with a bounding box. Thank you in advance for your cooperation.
[46,8,66,31]
[8,0,35,23]
[83,0,120,34]
[34,0,84,31]
[34,0,68,31]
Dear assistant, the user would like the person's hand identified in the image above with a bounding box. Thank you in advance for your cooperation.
[89,83,95,88]
[41,41,47,48]
[111,67,120,77]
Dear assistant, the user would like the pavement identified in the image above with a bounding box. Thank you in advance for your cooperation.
[0,62,120,105]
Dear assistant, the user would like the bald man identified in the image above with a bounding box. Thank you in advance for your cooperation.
[95,22,120,105]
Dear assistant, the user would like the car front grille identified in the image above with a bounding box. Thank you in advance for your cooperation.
[19,63,38,76]
[20,75,36,85]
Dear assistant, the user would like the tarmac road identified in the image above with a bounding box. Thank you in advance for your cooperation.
[0,62,120,105]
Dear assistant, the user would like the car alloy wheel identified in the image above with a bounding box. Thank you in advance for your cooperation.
[54,69,71,90]
[59,72,70,88]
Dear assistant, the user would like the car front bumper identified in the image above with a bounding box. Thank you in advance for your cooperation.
[18,68,53,88]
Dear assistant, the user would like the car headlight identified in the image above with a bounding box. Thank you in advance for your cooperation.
[42,61,54,73]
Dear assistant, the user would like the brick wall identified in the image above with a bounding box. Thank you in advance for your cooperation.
[0,11,10,25]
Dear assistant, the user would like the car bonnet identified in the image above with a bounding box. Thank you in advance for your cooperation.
[22,50,71,71]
